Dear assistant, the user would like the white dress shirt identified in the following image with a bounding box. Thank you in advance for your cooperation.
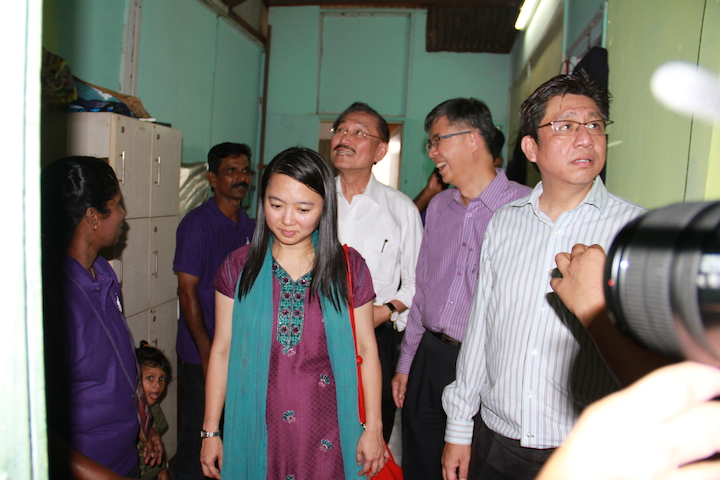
[443,178,646,448]
[336,174,423,331]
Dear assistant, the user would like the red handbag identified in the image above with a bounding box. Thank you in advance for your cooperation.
[344,245,403,479]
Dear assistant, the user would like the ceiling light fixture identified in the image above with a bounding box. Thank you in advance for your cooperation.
[515,0,541,30]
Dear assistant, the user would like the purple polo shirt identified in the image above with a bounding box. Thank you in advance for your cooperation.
[174,198,255,363]
[397,170,532,374]
[53,255,139,475]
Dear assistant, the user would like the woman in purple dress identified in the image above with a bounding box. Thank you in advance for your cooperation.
[200,147,387,479]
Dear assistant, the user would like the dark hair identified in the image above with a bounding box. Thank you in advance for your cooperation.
[519,71,611,143]
[424,98,498,157]
[490,127,505,159]
[41,156,120,251]
[332,102,390,143]
[136,340,172,381]
[238,147,349,310]
[207,142,252,175]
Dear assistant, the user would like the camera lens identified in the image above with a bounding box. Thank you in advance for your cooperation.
[604,201,720,366]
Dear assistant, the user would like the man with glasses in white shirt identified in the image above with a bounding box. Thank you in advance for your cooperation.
[441,73,646,480]
[331,102,423,445]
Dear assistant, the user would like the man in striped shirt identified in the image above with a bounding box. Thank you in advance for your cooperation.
[441,73,646,480]
[392,98,531,479]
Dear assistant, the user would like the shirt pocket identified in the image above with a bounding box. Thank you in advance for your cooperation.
[362,235,400,287]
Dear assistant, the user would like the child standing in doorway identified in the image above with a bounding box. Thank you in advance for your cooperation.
[136,341,171,480]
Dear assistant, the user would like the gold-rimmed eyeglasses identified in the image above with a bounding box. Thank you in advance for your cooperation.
[330,127,384,141]
[538,120,614,136]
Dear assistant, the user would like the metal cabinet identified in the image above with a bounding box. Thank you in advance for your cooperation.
[59,112,182,458]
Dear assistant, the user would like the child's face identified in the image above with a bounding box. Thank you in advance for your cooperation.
[141,364,167,406]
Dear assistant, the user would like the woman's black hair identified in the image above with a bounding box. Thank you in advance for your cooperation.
[136,340,172,381]
[237,147,349,311]
[41,156,120,251]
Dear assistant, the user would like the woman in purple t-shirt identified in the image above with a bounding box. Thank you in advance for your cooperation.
[200,147,387,479]
[42,156,163,479]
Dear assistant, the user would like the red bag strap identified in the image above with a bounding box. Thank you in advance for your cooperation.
[343,244,366,425]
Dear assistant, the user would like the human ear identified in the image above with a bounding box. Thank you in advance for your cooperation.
[521,135,539,164]
[85,208,99,231]
[374,142,389,164]
[206,170,218,188]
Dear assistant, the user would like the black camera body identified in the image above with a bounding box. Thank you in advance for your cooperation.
[604,201,720,367]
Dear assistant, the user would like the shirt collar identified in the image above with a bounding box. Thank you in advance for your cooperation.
[442,169,514,210]
[523,176,609,217]
[336,173,380,207]
[207,197,247,225]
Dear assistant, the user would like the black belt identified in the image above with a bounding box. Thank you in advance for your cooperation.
[430,330,461,347]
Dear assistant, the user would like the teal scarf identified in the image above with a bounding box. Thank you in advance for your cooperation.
[223,239,362,478]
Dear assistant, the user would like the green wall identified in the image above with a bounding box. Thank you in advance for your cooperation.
[44,0,265,174]
[607,0,720,208]
[45,0,126,90]
[265,6,510,197]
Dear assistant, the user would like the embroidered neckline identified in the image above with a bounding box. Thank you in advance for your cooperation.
[272,261,312,355]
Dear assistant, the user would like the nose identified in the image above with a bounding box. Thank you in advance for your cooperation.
[574,124,595,147]
[427,144,439,158]
[281,208,294,225]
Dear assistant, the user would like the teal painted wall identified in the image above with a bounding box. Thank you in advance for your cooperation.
[45,0,265,179]
[137,2,264,166]
[319,13,411,116]
[265,7,510,197]
[49,0,126,90]
[265,6,321,162]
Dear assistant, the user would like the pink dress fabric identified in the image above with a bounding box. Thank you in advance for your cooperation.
[215,245,375,479]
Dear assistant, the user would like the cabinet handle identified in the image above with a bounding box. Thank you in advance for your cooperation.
[154,156,161,186]
[152,250,159,278]
[118,151,126,184]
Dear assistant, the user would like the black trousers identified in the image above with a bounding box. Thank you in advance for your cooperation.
[469,417,556,480]
[402,330,461,480]
[376,321,399,443]
[176,361,213,480]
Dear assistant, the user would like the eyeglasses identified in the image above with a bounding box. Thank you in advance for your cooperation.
[538,120,614,136]
[330,127,384,141]
[425,130,486,152]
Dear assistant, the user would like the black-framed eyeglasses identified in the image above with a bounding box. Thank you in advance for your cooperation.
[330,127,384,141]
[425,130,486,152]
[538,120,614,136]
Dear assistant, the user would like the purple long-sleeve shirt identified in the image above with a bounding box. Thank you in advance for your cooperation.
[396,169,531,374]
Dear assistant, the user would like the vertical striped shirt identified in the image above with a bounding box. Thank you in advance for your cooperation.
[443,178,646,448]
[397,170,531,374]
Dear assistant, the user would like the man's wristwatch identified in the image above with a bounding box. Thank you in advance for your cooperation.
[200,430,221,438]
[384,302,400,322]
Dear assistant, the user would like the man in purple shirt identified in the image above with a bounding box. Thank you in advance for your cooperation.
[391,98,531,479]
[174,142,255,480]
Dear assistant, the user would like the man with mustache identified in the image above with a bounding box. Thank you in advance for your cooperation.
[173,142,255,479]
[331,102,423,444]
[392,98,531,479]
